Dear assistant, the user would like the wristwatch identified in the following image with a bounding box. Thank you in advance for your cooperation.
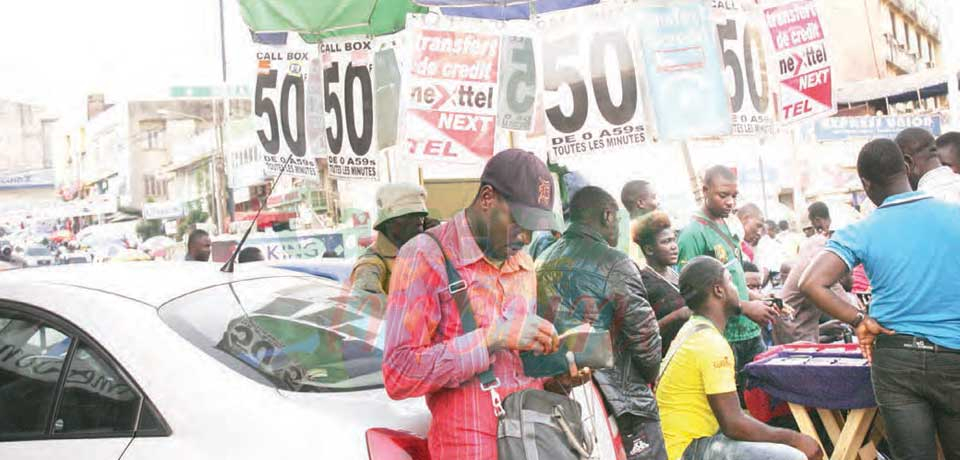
[849,312,865,328]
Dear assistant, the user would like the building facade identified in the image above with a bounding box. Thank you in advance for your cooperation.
[824,0,941,83]
[57,95,251,214]
[0,99,58,222]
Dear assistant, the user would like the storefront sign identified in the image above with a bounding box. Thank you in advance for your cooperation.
[142,201,185,220]
[321,38,380,181]
[762,0,835,123]
[639,2,731,140]
[212,232,347,262]
[0,168,55,190]
[170,85,251,99]
[815,114,942,141]
[497,33,537,131]
[253,46,322,179]
[541,3,647,160]
[712,2,775,135]
[403,15,500,162]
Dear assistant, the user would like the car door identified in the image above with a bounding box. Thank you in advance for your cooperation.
[0,304,166,460]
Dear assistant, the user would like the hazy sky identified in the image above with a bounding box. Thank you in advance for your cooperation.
[0,0,258,120]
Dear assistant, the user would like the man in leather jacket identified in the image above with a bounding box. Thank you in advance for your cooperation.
[535,186,665,460]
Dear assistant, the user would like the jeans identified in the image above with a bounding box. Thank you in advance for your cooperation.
[871,343,960,460]
[680,433,805,460]
[730,335,766,391]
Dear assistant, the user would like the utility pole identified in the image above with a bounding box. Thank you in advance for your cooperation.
[211,0,231,234]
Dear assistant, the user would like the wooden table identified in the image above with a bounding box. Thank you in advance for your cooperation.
[788,403,945,460]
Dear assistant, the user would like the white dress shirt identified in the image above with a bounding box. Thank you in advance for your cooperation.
[918,166,960,204]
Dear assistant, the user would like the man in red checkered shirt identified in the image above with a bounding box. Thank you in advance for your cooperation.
[382,149,563,459]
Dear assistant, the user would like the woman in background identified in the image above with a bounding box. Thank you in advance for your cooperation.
[635,212,691,354]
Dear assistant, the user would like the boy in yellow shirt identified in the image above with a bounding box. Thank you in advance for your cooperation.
[655,256,822,460]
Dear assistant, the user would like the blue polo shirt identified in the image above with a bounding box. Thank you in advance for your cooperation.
[826,191,960,350]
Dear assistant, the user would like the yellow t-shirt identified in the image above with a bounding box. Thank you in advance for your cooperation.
[655,317,737,460]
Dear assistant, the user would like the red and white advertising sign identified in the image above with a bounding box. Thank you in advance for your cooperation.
[762,0,835,124]
[403,17,500,162]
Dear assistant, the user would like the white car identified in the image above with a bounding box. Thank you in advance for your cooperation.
[0,262,622,459]
[58,252,93,265]
[0,262,433,459]
[13,246,54,268]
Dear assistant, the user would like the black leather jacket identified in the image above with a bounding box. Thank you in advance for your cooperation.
[535,223,663,420]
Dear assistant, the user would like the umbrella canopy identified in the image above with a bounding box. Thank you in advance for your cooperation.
[141,236,177,252]
[414,0,597,20]
[51,229,75,243]
[237,0,427,41]
[77,222,138,249]
[141,236,178,258]
[109,248,153,263]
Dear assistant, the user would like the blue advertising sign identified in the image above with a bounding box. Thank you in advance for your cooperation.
[638,2,731,140]
[0,168,54,190]
[815,114,942,141]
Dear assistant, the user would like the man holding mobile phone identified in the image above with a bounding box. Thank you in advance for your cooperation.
[382,150,562,460]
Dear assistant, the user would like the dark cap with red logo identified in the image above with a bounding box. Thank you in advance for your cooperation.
[480,149,560,232]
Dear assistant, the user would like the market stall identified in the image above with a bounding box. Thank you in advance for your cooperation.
[745,343,946,460]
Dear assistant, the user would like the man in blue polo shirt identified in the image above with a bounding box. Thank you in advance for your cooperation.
[800,138,960,460]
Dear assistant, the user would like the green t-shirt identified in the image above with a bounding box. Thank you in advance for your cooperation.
[677,211,760,342]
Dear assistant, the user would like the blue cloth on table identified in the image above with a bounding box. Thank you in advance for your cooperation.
[744,352,876,410]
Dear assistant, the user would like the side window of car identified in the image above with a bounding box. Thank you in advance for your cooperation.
[52,341,140,436]
[0,313,73,440]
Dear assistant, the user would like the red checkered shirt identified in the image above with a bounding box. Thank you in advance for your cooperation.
[382,212,542,460]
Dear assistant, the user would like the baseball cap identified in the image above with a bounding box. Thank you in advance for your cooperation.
[480,149,560,232]
[374,183,429,230]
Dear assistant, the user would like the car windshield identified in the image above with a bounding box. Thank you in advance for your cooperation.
[159,276,387,393]
[26,247,50,257]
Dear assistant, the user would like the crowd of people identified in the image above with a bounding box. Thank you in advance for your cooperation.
[326,128,960,460]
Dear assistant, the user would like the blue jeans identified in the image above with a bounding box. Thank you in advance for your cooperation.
[680,433,805,460]
[871,340,960,460]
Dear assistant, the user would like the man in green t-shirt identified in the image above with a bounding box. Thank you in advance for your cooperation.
[677,165,780,389]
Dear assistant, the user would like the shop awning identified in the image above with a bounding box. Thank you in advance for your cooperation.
[237,0,427,41]
[837,69,959,105]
